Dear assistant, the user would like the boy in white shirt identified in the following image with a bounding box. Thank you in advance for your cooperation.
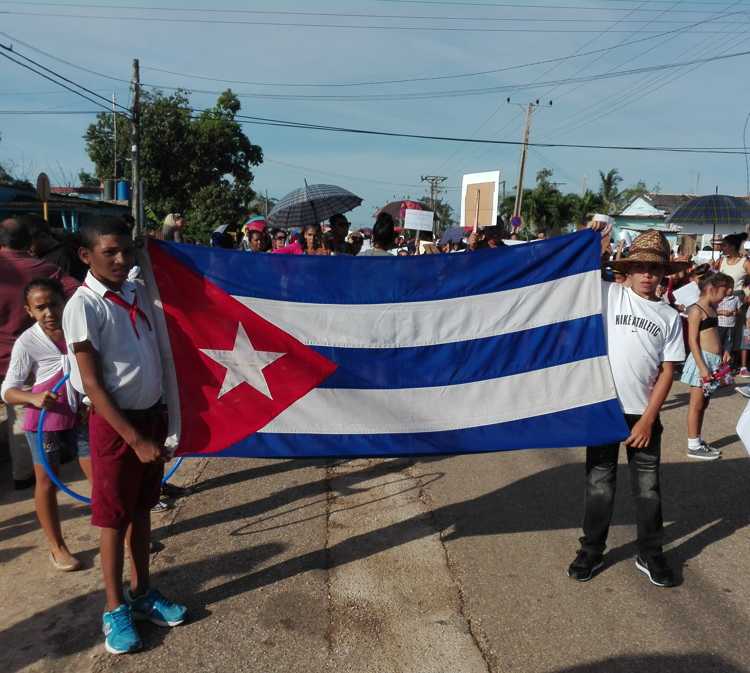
[568,228,686,588]
[717,293,740,361]
[63,217,187,655]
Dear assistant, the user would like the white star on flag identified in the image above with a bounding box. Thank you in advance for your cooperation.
[200,323,285,399]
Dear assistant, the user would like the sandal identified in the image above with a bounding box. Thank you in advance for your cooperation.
[49,550,82,572]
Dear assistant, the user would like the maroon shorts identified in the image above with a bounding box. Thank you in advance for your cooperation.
[89,406,166,529]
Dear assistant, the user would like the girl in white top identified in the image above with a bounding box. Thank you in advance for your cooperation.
[718,234,750,292]
[1,278,90,571]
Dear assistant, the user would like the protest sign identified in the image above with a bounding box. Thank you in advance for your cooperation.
[460,171,500,230]
[404,208,434,232]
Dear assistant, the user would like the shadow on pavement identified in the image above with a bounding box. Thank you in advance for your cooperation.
[0,502,88,544]
[188,458,321,495]
[157,457,414,543]
[551,653,744,673]
[186,456,749,603]
[0,543,286,673]
[5,455,749,672]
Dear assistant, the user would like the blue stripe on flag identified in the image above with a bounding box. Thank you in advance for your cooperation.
[152,229,600,304]
[313,315,605,389]
[181,399,628,459]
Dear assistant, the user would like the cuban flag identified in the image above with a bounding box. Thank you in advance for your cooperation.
[141,230,628,458]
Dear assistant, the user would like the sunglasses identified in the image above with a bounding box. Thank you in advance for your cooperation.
[275,235,287,241]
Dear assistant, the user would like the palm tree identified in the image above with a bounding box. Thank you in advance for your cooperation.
[599,168,622,214]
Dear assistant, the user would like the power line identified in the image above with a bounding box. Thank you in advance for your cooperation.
[3,9,750,32]
[0,40,129,112]
[131,48,750,102]
[0,0,742,20]
[435,0,653,171]
[4,0,741,15]
[544,0,749,138]
[0,109,102,113]
[135,10,744,88]
[0,48,114,112]
[0,12,738,93]
[541,0,741,130]
[226,111,750,154]
[264,158,461,190]
[378,0,747,9]
[1,103,746,155]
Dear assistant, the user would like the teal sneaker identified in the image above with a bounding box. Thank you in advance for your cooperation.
[102,604,141,654]
[125,588,187,627]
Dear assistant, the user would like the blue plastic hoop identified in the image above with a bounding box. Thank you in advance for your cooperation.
[36,374,183,505]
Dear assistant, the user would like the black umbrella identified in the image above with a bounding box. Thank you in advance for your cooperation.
[666,193,750,243]
[267,182,363,228]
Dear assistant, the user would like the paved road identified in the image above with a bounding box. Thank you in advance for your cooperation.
[1,379,749,673]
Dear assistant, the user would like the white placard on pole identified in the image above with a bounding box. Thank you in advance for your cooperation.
[404,208,434,232]
[460,171,500,230]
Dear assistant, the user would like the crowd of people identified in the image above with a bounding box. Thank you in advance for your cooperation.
[161,209,510,256]
[2,208,750,654]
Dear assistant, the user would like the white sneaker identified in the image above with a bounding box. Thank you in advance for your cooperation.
[687,443,721,461]
[737,386,750,399]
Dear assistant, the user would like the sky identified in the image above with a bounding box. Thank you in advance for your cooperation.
[1,0,750,228]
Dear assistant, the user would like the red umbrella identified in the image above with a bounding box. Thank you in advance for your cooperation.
[375,200,423,223]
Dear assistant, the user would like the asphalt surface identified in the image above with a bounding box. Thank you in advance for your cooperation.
[1,378,749,673]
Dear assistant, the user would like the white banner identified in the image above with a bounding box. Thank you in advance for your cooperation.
[404,208,434,232]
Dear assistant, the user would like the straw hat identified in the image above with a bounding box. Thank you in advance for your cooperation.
[609,229,689,274]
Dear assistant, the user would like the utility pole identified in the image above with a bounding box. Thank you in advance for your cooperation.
[130,58,141,237]
[508,98,552,223]
[112,92,117,181]
[513,103,532,221]
[420,175,447,236]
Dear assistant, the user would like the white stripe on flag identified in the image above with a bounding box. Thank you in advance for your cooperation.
[259,355,616,435]
[234,269,600,349]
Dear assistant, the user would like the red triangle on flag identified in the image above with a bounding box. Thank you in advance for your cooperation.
[147,241,337,455]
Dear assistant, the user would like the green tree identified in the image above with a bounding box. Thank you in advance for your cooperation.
[563,190,604,227]
[421,197,455,234]
[84,89,263,242]
[598,168,622,214]
[78,170,100,187]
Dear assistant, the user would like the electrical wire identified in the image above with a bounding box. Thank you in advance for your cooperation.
[0,11,740,92]
[0,48,114,112]
[138,10,743,88]
[225,111,750,154]
[434,0,653,171]
[0,41,130,111]
[541,0,740,131]
[378,0,747,9]
[0,109,103,113]
[265,158,453,190]
[546,0,749,138]
[3,9,750,32]
[0,0,742,21]
[117,48,750,103]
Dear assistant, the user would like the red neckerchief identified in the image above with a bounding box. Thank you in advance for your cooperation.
[83,281,152,339]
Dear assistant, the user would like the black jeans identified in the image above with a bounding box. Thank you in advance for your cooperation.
[580,413,664,558]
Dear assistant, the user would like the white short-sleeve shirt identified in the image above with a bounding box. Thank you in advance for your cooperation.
[0,323,77,407]
[62,271,163,410]
[603,282,685,415]
[718,295,740,328]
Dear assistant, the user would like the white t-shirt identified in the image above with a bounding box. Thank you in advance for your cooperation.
[62,271,163,410]
[603,282,685,415]
[358,248,393,256]
[718,295,740,328]
[0,323,77,409]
